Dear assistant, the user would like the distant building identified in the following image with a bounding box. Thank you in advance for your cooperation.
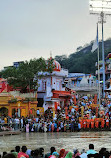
[105,53,111,88]
[13,61,24,68]
[4,61,24,70]
[0,78,37,117]
[95,53,111,91]
[65,73,97,95]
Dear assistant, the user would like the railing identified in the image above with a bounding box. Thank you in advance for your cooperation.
[67,83,98,91]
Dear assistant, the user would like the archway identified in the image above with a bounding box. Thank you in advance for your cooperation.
[0,107,8,117]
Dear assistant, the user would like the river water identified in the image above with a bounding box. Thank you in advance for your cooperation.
[0,131,111,154]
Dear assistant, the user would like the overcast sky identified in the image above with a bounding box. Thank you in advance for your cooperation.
[0,0,111,70]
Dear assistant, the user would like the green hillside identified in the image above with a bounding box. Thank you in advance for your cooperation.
[55,38,111,75]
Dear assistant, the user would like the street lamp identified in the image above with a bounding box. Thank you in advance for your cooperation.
[89,0,111,98]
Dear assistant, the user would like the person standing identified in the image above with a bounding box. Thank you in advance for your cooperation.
[14,117,20,130]
[37,109,40,116]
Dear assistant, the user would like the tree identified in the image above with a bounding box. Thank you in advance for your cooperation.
[46,57,55,73]
[55,38,111,74]
[1,57,54,92]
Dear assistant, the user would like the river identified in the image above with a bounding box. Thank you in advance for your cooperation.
[0,131,111,154]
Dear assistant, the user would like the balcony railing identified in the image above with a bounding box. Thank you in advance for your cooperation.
[67,83,98,91]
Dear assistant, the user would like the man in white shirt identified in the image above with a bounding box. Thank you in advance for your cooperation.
[14,117,20,130]
[35,117,39,123]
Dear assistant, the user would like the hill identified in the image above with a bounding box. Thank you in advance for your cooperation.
[55,38,111,75]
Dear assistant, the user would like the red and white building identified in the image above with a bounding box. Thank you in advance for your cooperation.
[37,59,75,111]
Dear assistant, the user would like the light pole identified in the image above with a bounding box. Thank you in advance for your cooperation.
[89,0,111,98]
[96,22,101,107]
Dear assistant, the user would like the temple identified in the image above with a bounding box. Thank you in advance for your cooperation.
[37,58,75,111]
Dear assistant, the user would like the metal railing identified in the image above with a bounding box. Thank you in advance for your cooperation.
[67,83,98,91]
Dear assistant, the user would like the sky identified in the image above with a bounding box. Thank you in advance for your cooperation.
[0,0,111,70]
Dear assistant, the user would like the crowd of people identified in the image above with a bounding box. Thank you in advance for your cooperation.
[0,144,111,158]
[0,96,111,132]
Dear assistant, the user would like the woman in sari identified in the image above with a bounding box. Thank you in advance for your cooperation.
[65,152,73,158]
[73,149,80,158]
[58,149,65,158]
[62,151,69,158]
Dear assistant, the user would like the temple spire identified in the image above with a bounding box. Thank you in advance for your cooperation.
[50,51,52,58]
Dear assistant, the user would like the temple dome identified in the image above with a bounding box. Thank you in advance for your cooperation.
[47,57,61,72]
[53,60,61,71]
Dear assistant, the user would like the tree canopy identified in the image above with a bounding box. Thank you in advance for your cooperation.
[55,39,111,74]
[1,57,55,92]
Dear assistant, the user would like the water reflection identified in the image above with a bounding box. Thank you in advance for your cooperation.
[0,131,111,153]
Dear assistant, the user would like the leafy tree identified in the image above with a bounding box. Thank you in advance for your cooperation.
[55,38,111,75]
[1,57,55,92]
[46,57,55,73]
[55,55,68,68]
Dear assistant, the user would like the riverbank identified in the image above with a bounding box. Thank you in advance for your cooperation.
[0,131,111,154]
[0,130,21,136]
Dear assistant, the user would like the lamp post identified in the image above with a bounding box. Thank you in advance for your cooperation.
[96,22,101,107]
[89,0,111,98]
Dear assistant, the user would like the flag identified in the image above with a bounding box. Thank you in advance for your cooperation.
[0,82,6,93]
[91,23,99,53]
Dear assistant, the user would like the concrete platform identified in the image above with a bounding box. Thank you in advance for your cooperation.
[0,130,21,136]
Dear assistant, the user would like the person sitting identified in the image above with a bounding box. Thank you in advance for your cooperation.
[3,153,16,158]
[52,151,59,158]
[87,144,97,155]
[26,149,32,157]
[2,152,7,158]
[73,149,80,158]
[15,146,20,153]
[80,149,87,158]
[99,148,109,158]
[58,149,65,158]
[18,146,29,158]
[39,148,44,158]
[33,149,39,158]
[65,152,73,158]
[11,146,20,158]
[45,147,56,158]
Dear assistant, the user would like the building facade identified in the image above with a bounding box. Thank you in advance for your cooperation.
[37,59,75,111]
[0,78,38,117]
[65,73,97,95]
[95,53,111,93]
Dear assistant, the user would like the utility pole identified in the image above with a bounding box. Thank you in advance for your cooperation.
[89,0,111,98]
[96,22,101,107]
